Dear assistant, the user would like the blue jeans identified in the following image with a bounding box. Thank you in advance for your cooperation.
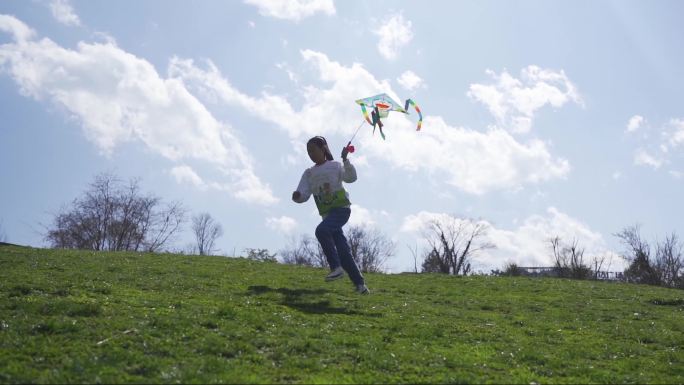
[315,207,364,286]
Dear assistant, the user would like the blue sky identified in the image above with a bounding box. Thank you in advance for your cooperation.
[1,0,683,273]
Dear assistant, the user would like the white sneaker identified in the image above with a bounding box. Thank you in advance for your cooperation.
[356,284,370,295]
[325,267,345,282]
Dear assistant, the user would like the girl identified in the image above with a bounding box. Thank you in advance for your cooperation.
[291,136,369,294]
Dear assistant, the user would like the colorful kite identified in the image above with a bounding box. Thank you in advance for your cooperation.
[355,93,423,139]
[346,93,423,153]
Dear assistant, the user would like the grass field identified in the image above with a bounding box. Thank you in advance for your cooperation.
[1,245,683,383]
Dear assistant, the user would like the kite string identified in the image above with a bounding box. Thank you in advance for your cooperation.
[347,119,366,147]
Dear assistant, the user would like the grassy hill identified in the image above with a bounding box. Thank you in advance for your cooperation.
[1,245,683,384]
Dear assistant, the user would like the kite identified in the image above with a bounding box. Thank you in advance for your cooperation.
[345,93,423,153]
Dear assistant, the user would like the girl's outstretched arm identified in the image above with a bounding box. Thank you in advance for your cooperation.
[293,170,311,203]
[342,159,357,183]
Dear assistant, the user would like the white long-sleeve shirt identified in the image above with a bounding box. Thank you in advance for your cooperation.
[294,159,357,217]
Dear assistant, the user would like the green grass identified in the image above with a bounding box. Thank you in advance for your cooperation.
[1,245,683,384]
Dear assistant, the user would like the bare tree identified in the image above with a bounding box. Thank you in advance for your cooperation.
[192,213,223,255]
[45,172,186,252]
[420,216,494,275]
[244,248,278,262]
[406,243,420,273]
[280,227,394,272]
[280,234,327,268]
[346,225,394,273]
[615,225,660,285]
[654,232,683,288]
[590,252,610,279]
[550,236,591,279]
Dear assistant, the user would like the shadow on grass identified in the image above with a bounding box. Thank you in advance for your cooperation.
[651,298,684,307]
[247,285,381,317]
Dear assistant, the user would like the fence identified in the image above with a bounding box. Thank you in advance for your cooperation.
[518,267,624,281]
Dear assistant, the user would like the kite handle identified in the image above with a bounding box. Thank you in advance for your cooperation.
[345,141,355,154]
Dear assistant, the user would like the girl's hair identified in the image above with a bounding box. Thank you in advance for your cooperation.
[307,136,334,161]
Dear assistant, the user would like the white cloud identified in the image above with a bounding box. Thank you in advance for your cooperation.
[0,16,277,205]
[266,216,298,234]
[484,207,611,268]
[49,0,81,26]
[400,211,458,234]
[276,62,299,84]
[170,50,391,140]
[0,14,35,42]
[244,0,335,22]
[401,208,621,272]
[468,66,583,134]
[170,165,207,190]
[361,116,570,194]
[666,118,684,148]
[348,204,377,227]
[171,50,569,195]
[634,149,664,169]
[373,13,413,60]
[626,115,644,133]
[627,116,683,175]
[397,70,424,91]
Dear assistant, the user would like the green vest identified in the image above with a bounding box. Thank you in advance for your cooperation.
[313,188,351,217]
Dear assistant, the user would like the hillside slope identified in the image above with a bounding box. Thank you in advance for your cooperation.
[1,246,683,383]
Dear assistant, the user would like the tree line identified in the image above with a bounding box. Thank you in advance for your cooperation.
[37,173,684,290]
[44,173,223,256]
[495,227,684,290]
[40,173,399,272]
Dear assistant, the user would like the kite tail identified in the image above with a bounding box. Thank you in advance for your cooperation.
[359,104,374,126]
[360,102,387,140]
[404,99,424,131]
[372,107,386,140]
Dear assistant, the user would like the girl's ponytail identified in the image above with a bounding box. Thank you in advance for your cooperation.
[323,146,333,161]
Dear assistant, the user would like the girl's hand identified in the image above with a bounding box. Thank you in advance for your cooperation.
[292,191,301,201]
[341,142,354,160]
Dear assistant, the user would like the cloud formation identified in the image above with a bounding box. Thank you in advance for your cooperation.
[348,204,377,228]
[361,116,570,194]
[397,70,424,91]
[0,16,574,198]
[627,116,683,173]
[373,13,413,60]
[266,216,298,234]
[49,0,81,26]
[0,15,277,205]
[170,165,208,190]
[0,14,35,42]
[468,66,583,134]
[172,50,570,195]
[244,0,335,22]
[634,149,664,169]
[169,50,389,140]
[666,118,684,148]
[626,115,645,133]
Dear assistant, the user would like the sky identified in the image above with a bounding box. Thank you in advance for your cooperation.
[1,0,683,273]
